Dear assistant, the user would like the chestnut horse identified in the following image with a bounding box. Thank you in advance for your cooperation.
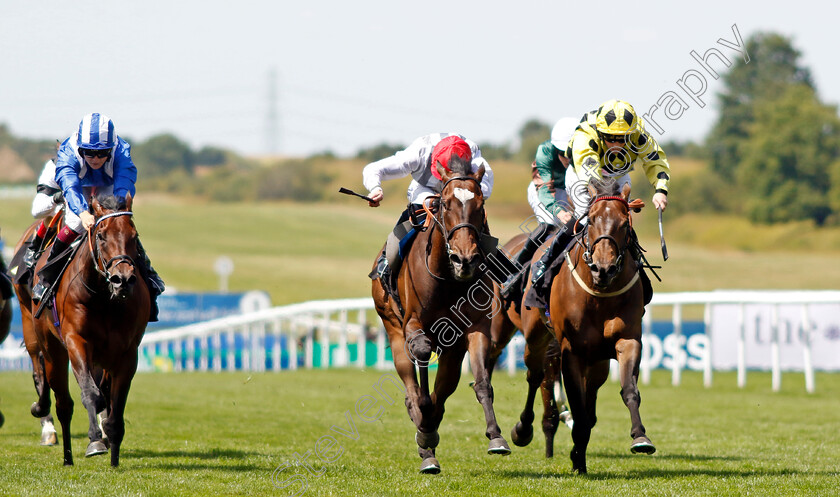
[372,157,510,474]
[488,232,572,459]
[549,179,655,473]
[17,193,149,466]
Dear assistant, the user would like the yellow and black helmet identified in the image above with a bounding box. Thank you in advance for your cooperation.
[595,99,638,135]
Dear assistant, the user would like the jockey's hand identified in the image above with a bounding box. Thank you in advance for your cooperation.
[368,188,383,207]
[555,209,572,225]
[652,192,668,212]
[80,211,96,230]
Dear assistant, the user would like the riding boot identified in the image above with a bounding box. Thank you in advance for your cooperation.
[24,221,50,270]
[137,240,164,322]
[31,239,72,303]
[500,223,555,298]
[531,217,578,287]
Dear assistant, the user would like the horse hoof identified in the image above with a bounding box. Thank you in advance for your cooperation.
[40,430,58,446]
[415,430,439,450]
[511,422,533,447]
[630,437,656,455]
[487,437,511,455]
[85,440,109,457]
[419,457,441,474]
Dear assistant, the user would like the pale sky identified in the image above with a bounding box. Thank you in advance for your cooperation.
[1,0,836,157]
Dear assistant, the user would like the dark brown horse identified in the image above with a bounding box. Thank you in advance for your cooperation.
[488,232,572,459]
[16,193,149,466]
[548,179,655,473]
[372,158,510,474]
[0,251,12,428]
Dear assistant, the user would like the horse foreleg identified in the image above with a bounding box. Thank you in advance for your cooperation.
[510,339,547,449]
[540,339,562,457]
[43,339,73,466]
[64,334,108,459]
[616,338,655,455]
[467,331,511,455]
[561,350,591,474]
[102,352,138,467]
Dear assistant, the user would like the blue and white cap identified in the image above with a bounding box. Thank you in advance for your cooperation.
[77,113,116,150]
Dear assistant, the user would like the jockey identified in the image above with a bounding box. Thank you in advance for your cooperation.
[500,117,578,297]
[21,158,64,270]
[531,99,671,289]
[30,113,165,321]
[363,133,493,287]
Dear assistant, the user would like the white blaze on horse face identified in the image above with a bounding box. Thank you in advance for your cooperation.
[453,187,475,205]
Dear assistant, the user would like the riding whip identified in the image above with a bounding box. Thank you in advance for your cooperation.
[658,207,669,261]
[338,187,375,203]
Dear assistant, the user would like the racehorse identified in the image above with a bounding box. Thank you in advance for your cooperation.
[371,158,510,474]
[487,232,572,459]
[16,193,150,466]
[548,179,655,473]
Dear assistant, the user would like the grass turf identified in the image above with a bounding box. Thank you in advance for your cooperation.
[0,369,838,496]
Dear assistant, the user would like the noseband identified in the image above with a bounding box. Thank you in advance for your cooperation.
[89,211,136,281]
[579,196,632,273]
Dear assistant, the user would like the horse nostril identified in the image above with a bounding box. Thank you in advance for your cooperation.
[127,274,137,285]
[449,253,462,266]
[109,275,122,285]
[607,265,618,276]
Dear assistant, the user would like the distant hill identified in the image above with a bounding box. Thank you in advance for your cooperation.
[0,145,36,183]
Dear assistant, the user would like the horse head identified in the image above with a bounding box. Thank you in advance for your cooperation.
[583,180,634,289]
[90,193,140,300]
[435,157,486,282]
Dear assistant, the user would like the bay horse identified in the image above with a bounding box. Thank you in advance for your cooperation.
[18,193,150,466]
[372,158,510,474]
[487,232,572,459]
[549,179,655,473]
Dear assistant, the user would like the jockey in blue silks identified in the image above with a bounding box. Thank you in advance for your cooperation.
[31,113,164,321]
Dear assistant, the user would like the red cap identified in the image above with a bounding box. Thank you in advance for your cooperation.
[430,136,472,180]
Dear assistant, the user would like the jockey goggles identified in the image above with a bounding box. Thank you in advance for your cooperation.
[81,148,111,158]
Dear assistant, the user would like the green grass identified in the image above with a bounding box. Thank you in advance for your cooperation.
[0,370,838,496]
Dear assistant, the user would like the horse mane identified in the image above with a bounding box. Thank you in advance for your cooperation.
[94,193,126,212]
[588,177,621,200]
[446,154,472,177]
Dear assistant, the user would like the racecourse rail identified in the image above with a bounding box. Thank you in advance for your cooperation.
[3,291,839,393]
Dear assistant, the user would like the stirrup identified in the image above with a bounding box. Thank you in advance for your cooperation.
[23,248,37,269]
[32,281,50,302]
[499,270,524,298]
[530,260,548,285]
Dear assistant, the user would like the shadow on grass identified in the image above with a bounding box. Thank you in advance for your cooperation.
[485,467,833,480]
[586,451,746,462]
[121,448,268,472]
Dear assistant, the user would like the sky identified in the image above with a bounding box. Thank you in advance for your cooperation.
[1,0,838,158]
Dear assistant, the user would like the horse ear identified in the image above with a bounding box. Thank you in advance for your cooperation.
[473,164,485,184]
[587,183,597,198]
[125,193,133,211]
[620,183,631,201]
[91,195,104,216]
[436,162,451,183]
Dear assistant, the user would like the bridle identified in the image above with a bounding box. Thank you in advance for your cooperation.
[88,211,136,282]
[578,195,632,274]
[424,176,486,281]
